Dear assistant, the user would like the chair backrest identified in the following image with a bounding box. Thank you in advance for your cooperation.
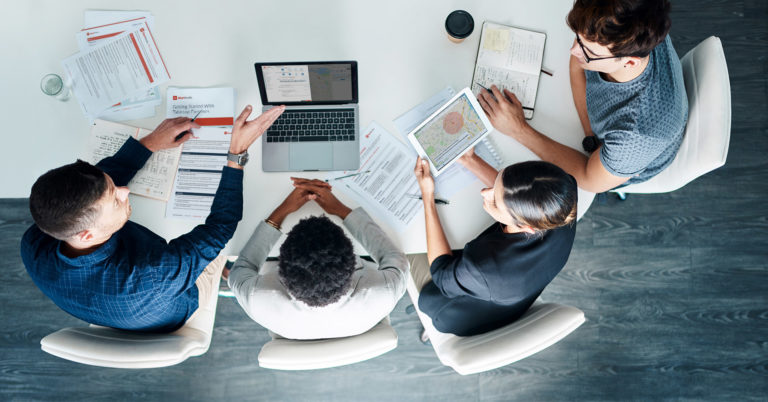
[616,36,731,194]
[257,317,398,370]
[435,303,585,375]
[39,257,225,368]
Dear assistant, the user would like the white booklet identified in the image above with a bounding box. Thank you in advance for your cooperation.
[471,21,546,119]
[84,119,181,201]
[165,87,235,220]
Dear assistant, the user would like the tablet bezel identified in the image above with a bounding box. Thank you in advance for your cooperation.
[407,87,494,177]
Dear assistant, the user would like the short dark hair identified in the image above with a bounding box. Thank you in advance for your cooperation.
[278,215,357,307]
[29,160,108,240]
[567,0,671,57]
[500,161,578,232]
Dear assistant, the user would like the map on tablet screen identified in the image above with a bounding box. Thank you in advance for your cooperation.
[412,93,488,171]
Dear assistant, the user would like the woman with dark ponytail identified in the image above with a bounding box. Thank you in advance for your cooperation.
[409,150,578,337]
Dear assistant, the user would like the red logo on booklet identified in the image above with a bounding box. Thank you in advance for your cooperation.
[173,96,177,100]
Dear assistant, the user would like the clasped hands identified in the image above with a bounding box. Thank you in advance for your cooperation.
[268,178,353,226]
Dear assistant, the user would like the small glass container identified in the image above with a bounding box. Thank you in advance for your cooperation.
[40,73,71,101]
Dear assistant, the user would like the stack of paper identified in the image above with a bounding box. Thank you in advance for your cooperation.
[328,122,423,233]
[62,10,168,122]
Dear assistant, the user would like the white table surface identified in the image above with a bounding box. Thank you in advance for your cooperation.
[1,0,593,255]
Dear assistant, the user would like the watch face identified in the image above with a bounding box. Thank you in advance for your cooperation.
[239,153,249,166]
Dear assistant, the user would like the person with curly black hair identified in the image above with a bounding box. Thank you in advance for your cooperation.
[278,215,356,307]
[227,178,408,340]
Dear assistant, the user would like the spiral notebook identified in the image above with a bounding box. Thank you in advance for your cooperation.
[471,21,546,120]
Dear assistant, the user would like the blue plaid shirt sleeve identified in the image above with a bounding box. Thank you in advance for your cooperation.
[95,137,152,186]
[155,167,244,294]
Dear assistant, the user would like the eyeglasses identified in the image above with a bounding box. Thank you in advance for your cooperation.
[575,36,622,63]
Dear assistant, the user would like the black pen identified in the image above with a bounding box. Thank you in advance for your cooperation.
[407,194,449,205]
[476,84,533,111]
[175,110,202,141]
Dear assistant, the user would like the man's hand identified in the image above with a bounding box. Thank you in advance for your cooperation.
[279,187,316,215]
[139,117,201,152]
[413,157,435,199]
[291,178,352,219]
[229,105,285,154]
[477,85,528,139]
[267,187,315,227]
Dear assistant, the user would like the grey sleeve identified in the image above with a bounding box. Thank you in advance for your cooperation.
[228,221,282,298]
[600,129,669,177]
[343,208,409,301]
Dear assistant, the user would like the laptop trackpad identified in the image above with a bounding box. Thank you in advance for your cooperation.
[290,143,333,171]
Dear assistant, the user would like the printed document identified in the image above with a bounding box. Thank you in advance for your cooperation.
[77,13,155,50]
[62,21,170,120]
[394,87,502,197]
[77,12,161,121]
[165,88,235,220]
[84,119,180,201]
[472,22,546,119]
[329,122,422,232]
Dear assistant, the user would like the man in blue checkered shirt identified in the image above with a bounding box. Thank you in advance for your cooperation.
[21,105,284,333]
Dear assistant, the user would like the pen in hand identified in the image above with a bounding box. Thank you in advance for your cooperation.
[175,110,203,141]
[476,84,533,111]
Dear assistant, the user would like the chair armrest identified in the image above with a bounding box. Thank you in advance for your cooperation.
[437,303,585,375]
[258,318,398,370]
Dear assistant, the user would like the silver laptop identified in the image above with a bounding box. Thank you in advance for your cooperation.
[255,61,360,172]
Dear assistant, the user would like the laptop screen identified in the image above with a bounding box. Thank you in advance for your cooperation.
[256,62,357,105]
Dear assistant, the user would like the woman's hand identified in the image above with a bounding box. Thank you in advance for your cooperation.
[413,157,435,199]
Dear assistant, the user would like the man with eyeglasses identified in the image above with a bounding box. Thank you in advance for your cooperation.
[476,0,688,193]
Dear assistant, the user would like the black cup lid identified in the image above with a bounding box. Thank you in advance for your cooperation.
[445,10,474,39]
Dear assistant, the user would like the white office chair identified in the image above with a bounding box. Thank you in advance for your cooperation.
[39,257,226,369]
[257,317,398,370]
[406,274,585,376]
[614,36,731,196]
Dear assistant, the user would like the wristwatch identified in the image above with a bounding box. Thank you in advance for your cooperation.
[582,136,600,153]
[227,150,249,167]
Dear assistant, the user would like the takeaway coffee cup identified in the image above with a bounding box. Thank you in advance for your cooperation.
[445,10,474,43]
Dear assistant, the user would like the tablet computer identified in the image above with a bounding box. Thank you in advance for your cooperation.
[407,87,493,176]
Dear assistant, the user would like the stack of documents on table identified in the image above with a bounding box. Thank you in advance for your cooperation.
[328,122,423,233]
[393,86,503,198]
[165,87,236,220]
[84,119,181,201]
[62,10,167,122]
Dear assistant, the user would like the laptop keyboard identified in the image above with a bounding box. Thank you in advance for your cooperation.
[265,109,356,142]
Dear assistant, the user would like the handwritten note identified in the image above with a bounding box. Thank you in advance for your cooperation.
[85,120,181,201]
[473,22,546,119]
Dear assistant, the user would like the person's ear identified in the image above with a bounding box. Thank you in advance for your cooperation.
[75,229,94,244]
[623,57,640,68]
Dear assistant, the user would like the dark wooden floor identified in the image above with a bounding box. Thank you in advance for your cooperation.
[2,1,767,401]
